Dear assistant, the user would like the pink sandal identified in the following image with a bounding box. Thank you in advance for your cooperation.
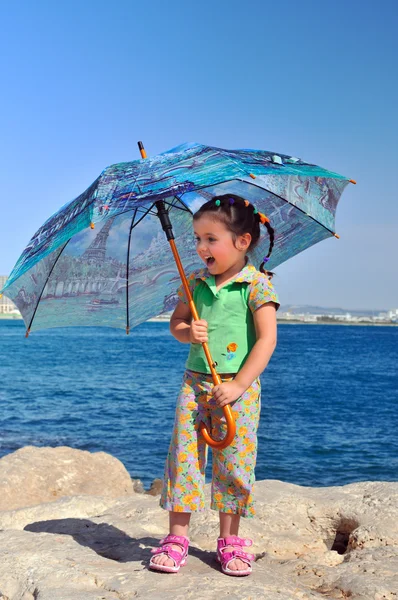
[149,534,189,573]
[217,536,255,576]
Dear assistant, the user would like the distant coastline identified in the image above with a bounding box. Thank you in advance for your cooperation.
[277,320,397,327]
[0,314,396,326]
[148,315,398,326]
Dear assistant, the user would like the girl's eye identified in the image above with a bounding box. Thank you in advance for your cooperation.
[208,237,216,242]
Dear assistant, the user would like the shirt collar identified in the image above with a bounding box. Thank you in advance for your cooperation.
[193,263,259,285]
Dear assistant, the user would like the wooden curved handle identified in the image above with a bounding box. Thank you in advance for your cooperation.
[199,404,236,449]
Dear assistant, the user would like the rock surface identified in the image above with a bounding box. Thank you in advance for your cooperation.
[0,447,397,599]
[0,446,135,510]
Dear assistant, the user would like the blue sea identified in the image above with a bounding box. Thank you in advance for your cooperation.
[0,320,397,488]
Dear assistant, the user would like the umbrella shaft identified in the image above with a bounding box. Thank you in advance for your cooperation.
[167,237,221,387]
[155,201,219,381]
[137,143,235,449]
[155,201,175,242]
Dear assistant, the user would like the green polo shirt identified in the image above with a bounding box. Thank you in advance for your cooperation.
[177,264,279,375]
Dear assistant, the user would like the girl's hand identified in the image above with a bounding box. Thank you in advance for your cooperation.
[189,319,208,344]
[212,381,246,407]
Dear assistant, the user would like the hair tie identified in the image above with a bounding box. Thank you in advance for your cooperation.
[229,197,235,205]
[215,199,221,206]
[253,208,258,214]
[263,256,270,263]
[258,212,270,224]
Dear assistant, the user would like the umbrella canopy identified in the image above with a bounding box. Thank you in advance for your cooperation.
[1,142,353,334]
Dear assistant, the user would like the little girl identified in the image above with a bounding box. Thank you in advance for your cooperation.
[150,194,279,576]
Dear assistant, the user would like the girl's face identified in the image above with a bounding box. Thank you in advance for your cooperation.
[193,215,251,276]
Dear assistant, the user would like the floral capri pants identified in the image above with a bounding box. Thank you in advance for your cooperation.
[160,369,261,517]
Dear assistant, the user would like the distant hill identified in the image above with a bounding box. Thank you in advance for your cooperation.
[279,305,387,317]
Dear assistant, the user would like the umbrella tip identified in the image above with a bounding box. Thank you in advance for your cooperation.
[249,173,256,179]
[137,141,147,159]
[126,326,130,335]
[90,222,95,229]
[25,328,30,338]
[349,179,357,184]
[334,233,340,239]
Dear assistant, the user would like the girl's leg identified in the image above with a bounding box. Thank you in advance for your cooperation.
[212,378,261,571]
[151,511,191,568]
[211,378,261,516]
[160,371,208,514]
[219,513,247,571]
[219,512,240,537]
[153,371,210,568]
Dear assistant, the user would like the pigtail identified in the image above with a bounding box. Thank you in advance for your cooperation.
[258,214,275,277]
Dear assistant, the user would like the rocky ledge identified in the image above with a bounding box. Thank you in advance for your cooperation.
[0,446,397,600]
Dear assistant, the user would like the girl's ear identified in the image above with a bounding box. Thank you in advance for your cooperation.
[236,233,252,251]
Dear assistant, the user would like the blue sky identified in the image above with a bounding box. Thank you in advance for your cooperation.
[0,0,397,310]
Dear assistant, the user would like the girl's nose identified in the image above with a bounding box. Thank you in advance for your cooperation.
[196,241,207,253]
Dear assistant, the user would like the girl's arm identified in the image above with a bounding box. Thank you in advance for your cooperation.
[234,302,277,391]
[213,302,277,407]
[170,300,208,344]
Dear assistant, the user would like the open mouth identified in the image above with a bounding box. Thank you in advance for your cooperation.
[205,256,215,267]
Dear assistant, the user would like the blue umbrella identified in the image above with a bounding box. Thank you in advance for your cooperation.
[1,141,355,447]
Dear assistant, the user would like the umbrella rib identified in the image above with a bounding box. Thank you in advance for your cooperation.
[201,146,340,237]
[25,239,70,335]
[171,172,337,236]
[170,195,193,214]
[114,154,149,213]
[126,208,138,334]
[212,147,258,180]
[123,195,190,333]
[124,202,156,332]
[121,176,338,237]
[236,177,338,237]
[129,204,156,229]
[20,176,102,271]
